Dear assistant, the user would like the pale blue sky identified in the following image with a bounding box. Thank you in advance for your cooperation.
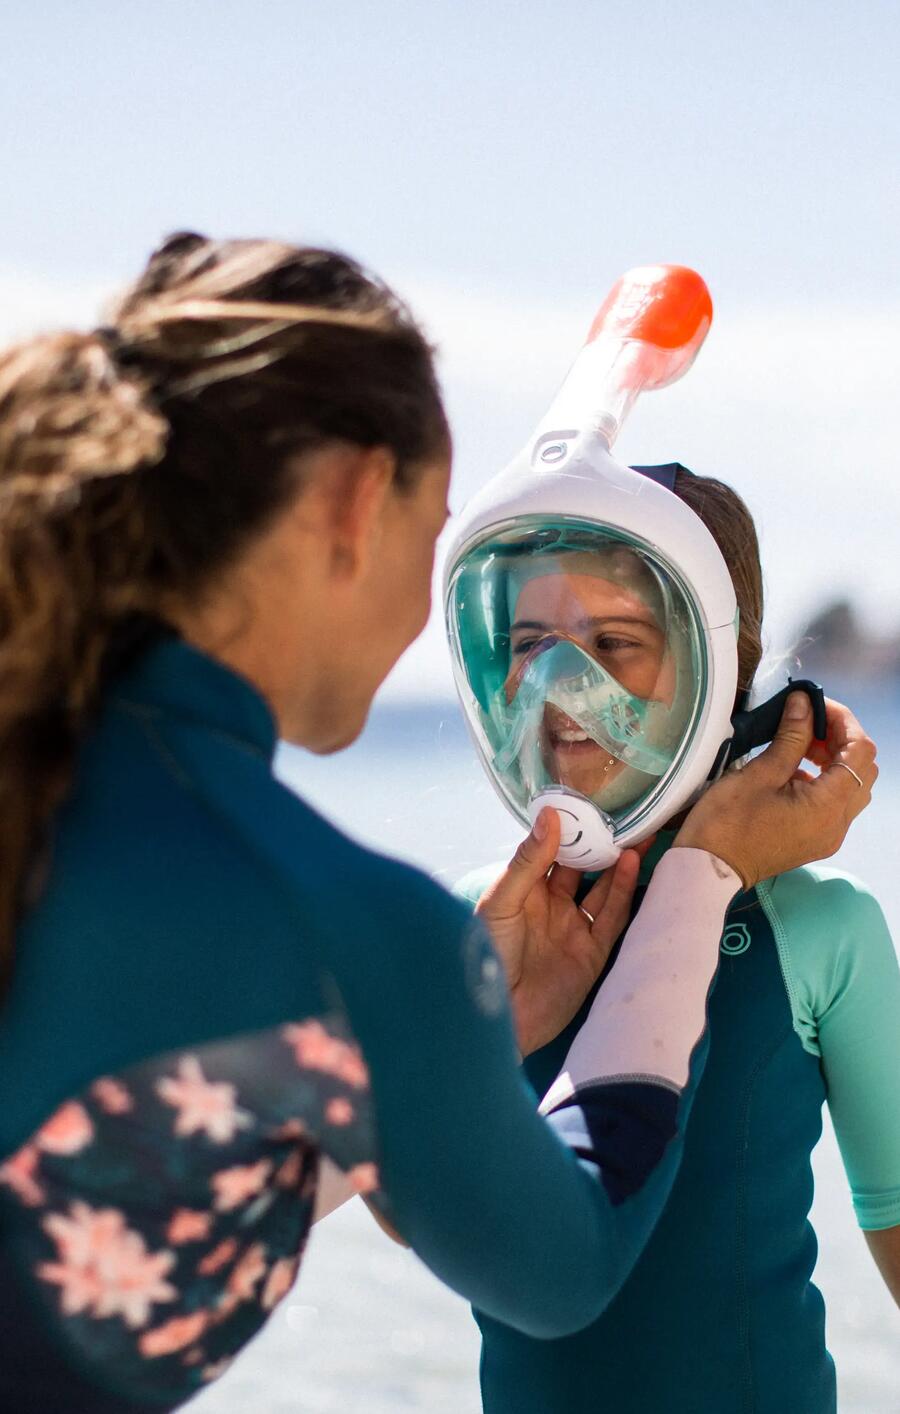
[1,0,898,695]
[2,1,897,302]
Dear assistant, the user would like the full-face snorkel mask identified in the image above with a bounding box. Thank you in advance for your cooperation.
[443,266,768,870]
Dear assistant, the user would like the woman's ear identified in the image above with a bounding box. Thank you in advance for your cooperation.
[302,445,396,583]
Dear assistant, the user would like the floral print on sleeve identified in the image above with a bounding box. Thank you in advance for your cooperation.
[0,1012,378,1408]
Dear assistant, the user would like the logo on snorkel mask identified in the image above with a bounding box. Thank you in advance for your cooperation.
[492,635,675,791]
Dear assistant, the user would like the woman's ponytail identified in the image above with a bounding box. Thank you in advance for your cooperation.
[0,331,168,989]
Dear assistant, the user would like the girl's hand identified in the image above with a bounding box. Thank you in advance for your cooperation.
[476,809,643,1057]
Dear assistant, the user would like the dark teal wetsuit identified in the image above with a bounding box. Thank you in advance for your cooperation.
[0,637,724,1412]
[457,848,900,1414]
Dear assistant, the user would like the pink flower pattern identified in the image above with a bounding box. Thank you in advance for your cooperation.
[167,1209,213,1245]
[225,1242,268,1303]
[211,1159,273,1213]
[91,1077,133,1115]
[0,1014,374,1403]
[282,1022,370,1089]
[139,1310,210,1358]
[261,1256,298,1311]
[36,1102,94,1156]
[197,1238,239,1277]
[272,1118,307,1141]
[275,1150,304,1191]
[201,1356,235,1383]
[348,1162,380,1196]
[156,1057,252,1144]
[39,1203,177,1328]
[326,1097,355,1126]
[0,1143,45,1207]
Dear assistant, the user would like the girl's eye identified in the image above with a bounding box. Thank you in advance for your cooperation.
[512,639,538,657]
[596,636,640,653]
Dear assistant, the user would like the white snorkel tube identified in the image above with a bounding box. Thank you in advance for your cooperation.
[443,266,740,871]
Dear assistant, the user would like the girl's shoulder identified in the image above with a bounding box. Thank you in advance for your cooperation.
[759,861,884,930]
[452,862,505,909]
[756,864,895,1056]
[757,862,886,952]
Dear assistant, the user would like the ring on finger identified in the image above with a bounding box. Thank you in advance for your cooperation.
[833,761,864,789]
[580,905,596,926]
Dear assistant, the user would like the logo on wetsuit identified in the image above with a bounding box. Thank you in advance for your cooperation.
[720,922,751,956]
[463,922,508,1017]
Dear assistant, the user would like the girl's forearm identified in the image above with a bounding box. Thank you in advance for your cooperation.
[540,847,739,1113]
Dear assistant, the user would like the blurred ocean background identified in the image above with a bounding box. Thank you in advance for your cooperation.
[189,680,900,1414]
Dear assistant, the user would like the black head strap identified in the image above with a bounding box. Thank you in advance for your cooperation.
[708,678,828,780]
[630,462,688,493]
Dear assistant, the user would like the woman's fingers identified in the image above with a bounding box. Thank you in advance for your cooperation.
[547,863,583,899]
[797,698,877,821]
[480,808,561,920]
[579,849,641,945]
[822,697,878,803]
[744,691,815,786]
[675,694,877,887]
[633,834,657,861]
[818,756,877,817]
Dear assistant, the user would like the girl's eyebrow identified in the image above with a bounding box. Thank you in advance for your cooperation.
[510,615,659,633]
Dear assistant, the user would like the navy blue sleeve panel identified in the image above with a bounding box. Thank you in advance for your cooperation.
[547,1082,680,1205]
[168,723,714,1339]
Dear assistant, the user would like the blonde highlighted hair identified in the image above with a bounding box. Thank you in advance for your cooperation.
[0,232,448,992]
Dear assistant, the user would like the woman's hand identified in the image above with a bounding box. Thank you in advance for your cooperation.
[674,693,877,889]
[476,809,643,1057]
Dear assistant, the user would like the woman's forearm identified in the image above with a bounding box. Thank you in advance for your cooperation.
[363,849,739,1337]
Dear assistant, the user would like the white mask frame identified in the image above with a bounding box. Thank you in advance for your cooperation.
[443,266,739,869]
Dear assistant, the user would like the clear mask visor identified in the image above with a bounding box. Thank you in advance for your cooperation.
[448,522,707,829]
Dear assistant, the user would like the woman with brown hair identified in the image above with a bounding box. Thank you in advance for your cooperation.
[0,233,875,1411]
[457,467,900,1414]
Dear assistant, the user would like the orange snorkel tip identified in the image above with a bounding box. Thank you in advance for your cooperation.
[588,264,713,350]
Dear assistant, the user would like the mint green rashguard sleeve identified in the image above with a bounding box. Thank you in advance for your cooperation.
[759,866,900,1231]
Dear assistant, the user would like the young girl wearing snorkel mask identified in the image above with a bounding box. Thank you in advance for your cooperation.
[447,270,900,1414]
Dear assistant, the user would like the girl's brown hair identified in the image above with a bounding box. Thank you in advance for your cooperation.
[673,467,764,698]
[0,232,449,992]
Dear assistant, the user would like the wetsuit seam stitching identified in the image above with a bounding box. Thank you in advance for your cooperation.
[736,1004,794,1414]
[551,1072,681,1096]
[112,698,272,765]
[112,701,201,791]
[757,878,820,1059]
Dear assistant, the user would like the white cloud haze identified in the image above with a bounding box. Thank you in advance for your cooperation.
[1,267,897,703]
